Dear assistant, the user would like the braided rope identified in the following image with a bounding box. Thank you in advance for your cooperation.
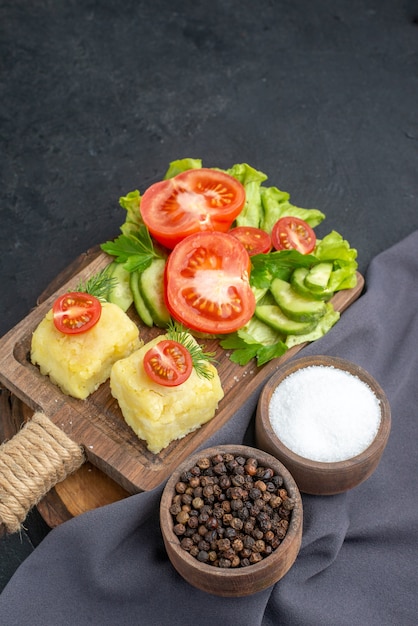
[0,412,85,534]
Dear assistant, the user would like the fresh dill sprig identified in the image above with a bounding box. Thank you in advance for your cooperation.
[75,266,117,301]
[166,319,217,380]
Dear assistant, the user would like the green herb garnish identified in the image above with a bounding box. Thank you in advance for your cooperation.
[75,266,116,301]
[220,333,287,367]
[101,224,164,274]
[166,320,216,380]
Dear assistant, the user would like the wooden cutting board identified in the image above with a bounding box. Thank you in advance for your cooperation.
[0,247,364,497]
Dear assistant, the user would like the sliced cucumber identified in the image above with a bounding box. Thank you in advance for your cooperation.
[291,267,333,301]
[270,277,327,322]
[304,262,333,293]
[255,304,318,335]
[139,258,171,328]
[129,270,154,327]
[107,262,134,312]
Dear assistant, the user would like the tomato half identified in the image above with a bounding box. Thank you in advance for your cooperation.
[143,339,193,386]
[229,226,272,255]
[271,217,316,254]
[140,168,246,249]
[52,292,102,334]
[165,231,256,334]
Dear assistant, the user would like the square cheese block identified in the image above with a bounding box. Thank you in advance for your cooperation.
[110,335,224,454]
[31,301,142,399]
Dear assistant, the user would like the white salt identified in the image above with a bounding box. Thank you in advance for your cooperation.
[268,365,381,462]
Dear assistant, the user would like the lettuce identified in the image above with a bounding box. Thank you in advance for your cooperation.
[162,159,326,236]
[113,159,359,367]
[226,163,325,234]
[314,231,358,291]
[250,249,317,289]
[260,186,325,233]
[163,158,202,179]
[225,163,267,228]
[118,190,143,237]
[285,304,340,349]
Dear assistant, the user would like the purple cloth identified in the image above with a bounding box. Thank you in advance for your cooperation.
[1,231,417,625]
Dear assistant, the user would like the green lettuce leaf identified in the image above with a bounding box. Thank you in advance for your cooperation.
[314,231,358,291]
[119,190,143,237]
[260,186,325,233]
[219,331,287,366]
[285,303,340,348]
[164,158,202,179]
[225,163,268,229]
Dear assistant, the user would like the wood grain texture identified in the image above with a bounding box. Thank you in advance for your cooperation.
[0,248,364,499]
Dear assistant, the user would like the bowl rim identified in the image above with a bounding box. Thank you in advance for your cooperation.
[256,355,391,471]
[160,443,303,580]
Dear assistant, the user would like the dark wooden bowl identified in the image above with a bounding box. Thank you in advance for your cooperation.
[255,355,391,495]
[160,444,303,597]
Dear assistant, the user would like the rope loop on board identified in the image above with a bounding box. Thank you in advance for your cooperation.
[0,412,85,534]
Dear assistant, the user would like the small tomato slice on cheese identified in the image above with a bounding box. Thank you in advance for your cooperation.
[143,339,193,386]
[52,292,102,334]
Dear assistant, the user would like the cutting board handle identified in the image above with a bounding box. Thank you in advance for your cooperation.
[0,412,85,534]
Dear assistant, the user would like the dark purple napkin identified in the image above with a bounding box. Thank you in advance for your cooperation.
[1,231,417,626]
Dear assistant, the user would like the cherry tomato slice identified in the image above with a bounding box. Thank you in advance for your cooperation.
[140,168,246,249]
[143,339,193,386]
[229,226,272,255]
[271,216,316,254]
[52,292,102,334]
[165,231,256,335]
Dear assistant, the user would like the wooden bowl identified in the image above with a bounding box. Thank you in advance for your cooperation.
[255,356,391,495]
[160,444,303,597]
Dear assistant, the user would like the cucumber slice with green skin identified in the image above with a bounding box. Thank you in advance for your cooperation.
[304,262,333,293]
[270,277,327,322]
[129,270,154,327]
[255,304,318,335]
[107,262,134,312]
[139,258,171,328]
[291,267,334,301]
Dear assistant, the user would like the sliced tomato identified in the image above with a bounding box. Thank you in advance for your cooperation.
[140,168,246,249]
[229,226,272,255]
[52,292,102,334]
[271,216,316,254]
[143,339,192,386]
[165,231,255,335]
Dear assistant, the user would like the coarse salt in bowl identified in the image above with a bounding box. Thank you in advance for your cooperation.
[255,356,391,495]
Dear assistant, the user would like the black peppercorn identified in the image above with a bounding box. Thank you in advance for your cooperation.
[187,516,199,530]
[190,545,199,557]
[175,481,187,494]
[197,457,211,470]
[224,527,237,540]
[169,502,182,516]
[180,537,193,550]
[173,523,186,536]
[206,516,219,530]
[250,551,263,564]
[244,458,258,476]
[170,453,293,569]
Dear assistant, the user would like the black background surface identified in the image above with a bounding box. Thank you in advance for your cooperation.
[1,0,417,590]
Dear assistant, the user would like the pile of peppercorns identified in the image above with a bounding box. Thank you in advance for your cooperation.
[169,452,295,568]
